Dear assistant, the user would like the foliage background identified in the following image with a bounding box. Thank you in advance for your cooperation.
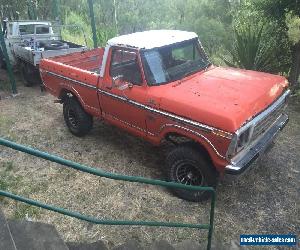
[0,0,299,88]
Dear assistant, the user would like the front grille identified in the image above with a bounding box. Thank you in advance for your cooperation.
[251,101,286,142]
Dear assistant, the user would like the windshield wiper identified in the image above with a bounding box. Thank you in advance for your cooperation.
[180,61,211,80]
[182,70,198,79]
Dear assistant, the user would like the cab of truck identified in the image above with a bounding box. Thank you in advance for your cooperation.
[5,21,54,38]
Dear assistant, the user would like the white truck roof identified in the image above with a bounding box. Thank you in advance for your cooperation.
[8,21,51,25]
[107,30,198,49]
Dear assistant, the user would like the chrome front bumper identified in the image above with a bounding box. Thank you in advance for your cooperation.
[225,114,289,174]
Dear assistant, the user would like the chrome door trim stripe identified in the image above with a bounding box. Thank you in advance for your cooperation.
[159,124,226,159]
[44,71,97,90]
[108,113,147,133]
[97,88,232,137]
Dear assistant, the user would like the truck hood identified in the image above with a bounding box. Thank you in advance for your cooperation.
[150,66,288,132]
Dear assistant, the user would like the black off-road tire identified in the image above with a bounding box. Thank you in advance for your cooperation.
[21,63,34,87]
[43,41,69,50]
[20,62,41,87]
[0,48,6,69]
[166,143,218,202]
[63,96,93,137]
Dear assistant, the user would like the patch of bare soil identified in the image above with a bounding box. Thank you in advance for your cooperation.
[0,78,299,249]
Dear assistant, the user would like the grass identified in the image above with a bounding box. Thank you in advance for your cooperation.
[13,203,41,220]
[0,160,45,219]
[0,80,11,91]
[0,161,21,200]
[0,116,18,142]
[294,87,300,97]
[0,161,21,190]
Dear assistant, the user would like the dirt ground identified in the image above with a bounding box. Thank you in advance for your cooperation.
[0,73,299,249]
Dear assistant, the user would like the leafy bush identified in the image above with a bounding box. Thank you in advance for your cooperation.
[286,12,300,45]
[96,27,117,47]
[224,24,277,72]
[224,2,291,74]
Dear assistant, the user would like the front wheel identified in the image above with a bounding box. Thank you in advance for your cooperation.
[166,143,218,202]
[63,96,93,137]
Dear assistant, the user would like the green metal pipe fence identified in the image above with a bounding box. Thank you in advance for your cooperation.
[0,138,216,250]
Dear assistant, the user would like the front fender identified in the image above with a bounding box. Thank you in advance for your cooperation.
[159,124,230,172]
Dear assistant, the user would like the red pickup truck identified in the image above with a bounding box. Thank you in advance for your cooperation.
[40,30,290,201]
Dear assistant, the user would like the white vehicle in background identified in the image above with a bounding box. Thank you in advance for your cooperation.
[0,20,87,86]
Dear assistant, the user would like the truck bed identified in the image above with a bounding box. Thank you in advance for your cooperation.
[40,48,105,117]
[46,48,104,73]
[13,41,88,66]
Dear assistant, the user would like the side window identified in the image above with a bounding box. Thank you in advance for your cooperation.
[36,26,50,34]
[19,25,35,35]
[110,48,142,85]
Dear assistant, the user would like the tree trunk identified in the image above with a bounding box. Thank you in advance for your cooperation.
[288,41,300,88]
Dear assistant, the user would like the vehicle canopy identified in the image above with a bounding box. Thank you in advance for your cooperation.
[5,20,53,38]
[107,30,198,49]
[100,30,200,77]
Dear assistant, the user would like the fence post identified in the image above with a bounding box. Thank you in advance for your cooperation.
[207,191,216,250]
[87,0,98,48]
[0,22,17,94]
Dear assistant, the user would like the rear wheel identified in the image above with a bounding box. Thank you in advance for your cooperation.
[166,143,218,202]
[63,96,93,137]
[20,62,41,87]
[0,48,6,69]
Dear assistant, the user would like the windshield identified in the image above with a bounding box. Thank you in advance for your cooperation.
[141,39,210,85]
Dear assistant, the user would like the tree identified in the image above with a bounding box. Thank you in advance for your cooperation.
[286,13,300,88]
[258,0,300,87]
[224,1,291,73]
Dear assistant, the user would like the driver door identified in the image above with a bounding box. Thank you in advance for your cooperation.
[99,47,148,138]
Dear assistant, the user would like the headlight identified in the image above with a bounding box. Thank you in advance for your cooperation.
[226,126,253,159]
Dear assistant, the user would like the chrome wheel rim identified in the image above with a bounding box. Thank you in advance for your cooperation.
[175,161,204,186]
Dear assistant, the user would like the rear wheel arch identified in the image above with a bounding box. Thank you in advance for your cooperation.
[59,88,73,102]
[59,88,84,106]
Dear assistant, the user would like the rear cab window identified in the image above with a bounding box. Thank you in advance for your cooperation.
[110,48,143,85]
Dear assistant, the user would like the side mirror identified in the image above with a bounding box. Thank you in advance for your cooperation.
[112,74,124,88]
[118,82,133,90]
[112,75,133,90]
